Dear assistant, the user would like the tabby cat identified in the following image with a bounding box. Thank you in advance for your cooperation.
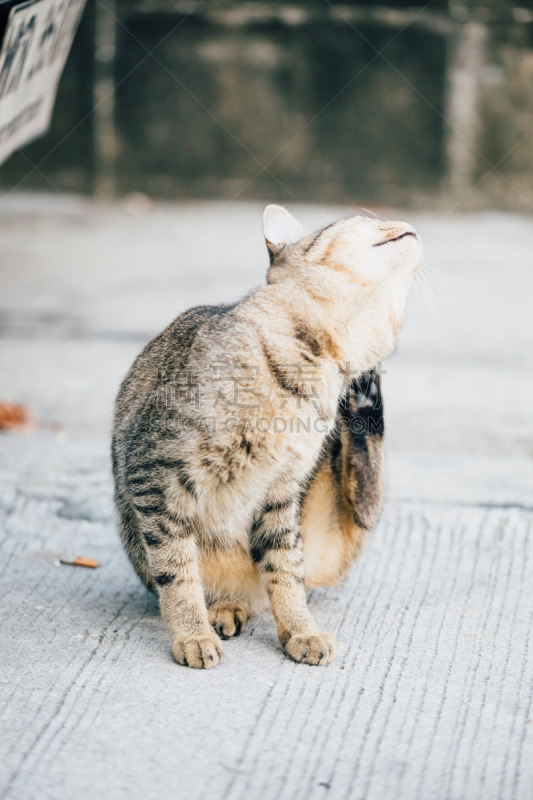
[112,205,421,669]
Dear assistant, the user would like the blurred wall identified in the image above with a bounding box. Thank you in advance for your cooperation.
[1,0,533,209]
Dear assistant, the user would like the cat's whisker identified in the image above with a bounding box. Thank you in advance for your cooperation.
[420,267,455,318]
[419,270,445,318]
[360,207,383,221]
[417,270,448,344]
[421,264,465,340]
[418,269,445,314]
[412,272,424,363]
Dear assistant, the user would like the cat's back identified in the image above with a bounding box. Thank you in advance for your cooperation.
[115,303,237,416]
[112,302,241,476]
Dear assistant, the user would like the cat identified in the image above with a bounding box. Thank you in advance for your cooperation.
[112,205,421,669]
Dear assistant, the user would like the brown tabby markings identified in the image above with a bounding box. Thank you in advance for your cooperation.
[112,206,421,669]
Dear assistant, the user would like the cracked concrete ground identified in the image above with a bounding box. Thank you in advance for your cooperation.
[0,194,532,800]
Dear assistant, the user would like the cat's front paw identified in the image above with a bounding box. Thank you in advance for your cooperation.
[172,633,224,669]
[284,631,337,666]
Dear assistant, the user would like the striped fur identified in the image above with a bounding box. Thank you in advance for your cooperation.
[112,206,421,668]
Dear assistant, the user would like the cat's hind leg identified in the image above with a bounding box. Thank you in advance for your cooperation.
[336,368,385,531]
[208,601,249,639]
[300,369,385,587]
[200,544,264,638]
[115,489,154,590]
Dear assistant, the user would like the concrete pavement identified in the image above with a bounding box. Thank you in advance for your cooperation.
[0,194,532,800]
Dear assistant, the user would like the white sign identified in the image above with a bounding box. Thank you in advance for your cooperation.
[0,0,86,165]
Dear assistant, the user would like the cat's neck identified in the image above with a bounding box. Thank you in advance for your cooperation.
[253,272,395,378]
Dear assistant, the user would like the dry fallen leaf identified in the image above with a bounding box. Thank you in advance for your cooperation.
[0,401,34,431]
[59,556,100,569]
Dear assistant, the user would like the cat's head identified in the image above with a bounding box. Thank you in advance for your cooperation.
[262,204,422,358]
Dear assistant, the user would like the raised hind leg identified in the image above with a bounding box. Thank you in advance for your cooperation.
[301,369,385,586]
[335,368,385,531]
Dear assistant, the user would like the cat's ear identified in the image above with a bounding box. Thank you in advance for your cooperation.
[263,205,304,262]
